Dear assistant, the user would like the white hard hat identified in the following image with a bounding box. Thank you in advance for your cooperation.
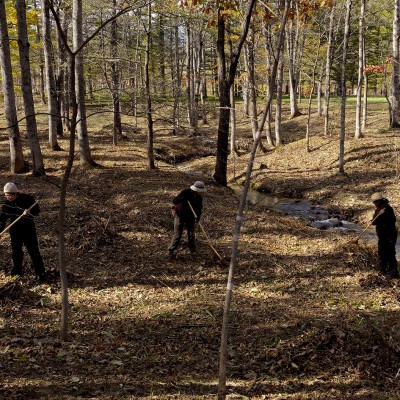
[3,182,18,193]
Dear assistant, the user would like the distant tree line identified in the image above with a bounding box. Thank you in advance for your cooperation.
[0,0,398,182]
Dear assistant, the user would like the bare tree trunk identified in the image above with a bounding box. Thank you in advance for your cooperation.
[111,0,122,145]
[73,0,96,167]
[0,0,27,173]
[172,23,181,135]
[306,32,321,152]
[275,57,284,146]
[264,22,274,146]
[229,86,238,155]
[324,5,335,135]
[57,4,70,134]
[158,15,166,98]
[361,51,368,131]
[339,0,352,174]
[218,3,289,398]
[58,53,76,341]
[200,37,208,125]
[34,0,46,105]
[185,23,198,135]
[42,0,61,150]
[145,2,155,169]
[245,26,266,152]
[46,0,74,341]
[242,45,250,117]
[390,0,400,127]
[286,1,304,119]
[213,0,256,186]
[317,64,323,117]
[15,0,45,175]
[355,0,365,138]
[133,35,140,128]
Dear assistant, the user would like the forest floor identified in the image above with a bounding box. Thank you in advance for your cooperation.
[1,98,400,399]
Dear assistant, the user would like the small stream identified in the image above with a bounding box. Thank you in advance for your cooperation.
[176,162,398,252]
[229,185,400,253]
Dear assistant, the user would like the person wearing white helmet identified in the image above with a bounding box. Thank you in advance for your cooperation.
[168,181,206,258]
[0,182,45,281]
[370,192,399,278]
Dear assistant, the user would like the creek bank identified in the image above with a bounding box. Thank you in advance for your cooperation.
[229,184,383,242]
[171,154,385,250]
[236,185,400,257]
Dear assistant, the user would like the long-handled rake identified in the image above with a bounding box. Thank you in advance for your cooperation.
[350,209,384,244]
[0,201,38,238]
[188,200,223,261]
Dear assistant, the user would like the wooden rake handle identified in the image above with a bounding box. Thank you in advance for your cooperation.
[354,208,384,242]
[0,201,38,237]
[187,200,223,260]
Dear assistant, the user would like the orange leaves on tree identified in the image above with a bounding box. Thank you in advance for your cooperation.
[364,64,385,74]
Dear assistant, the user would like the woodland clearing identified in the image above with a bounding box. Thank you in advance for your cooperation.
[1,98,400,399]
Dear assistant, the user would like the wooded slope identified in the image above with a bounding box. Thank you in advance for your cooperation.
[0,102,399,399]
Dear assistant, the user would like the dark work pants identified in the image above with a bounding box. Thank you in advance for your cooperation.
[168,215,196,253]
[378,234,399,278]
[10,227,45,277]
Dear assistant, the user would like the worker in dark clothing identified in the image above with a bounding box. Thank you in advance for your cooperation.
[371,192,399,278]
[168,181,206,258]
[0,183,45,281]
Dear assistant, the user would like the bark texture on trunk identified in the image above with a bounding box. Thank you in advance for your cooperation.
[72,0,96,167]
[213,0,256,186]
[391,0,400,127]
[16,0,45,175]
[42,0,61,150]
[0,0,26,173]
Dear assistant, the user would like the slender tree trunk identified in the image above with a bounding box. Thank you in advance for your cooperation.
[73,0,96,167]
[213,0,256,186]
[286,2,303,119]
[229,86,238,155]
[245,26,266,152]
[242,45,250,117]
[172,23,181,134]
[218,3,289,398]
[355,0,365,138]
[200,37,208,124]
[58,53,76,341]
[339,0,352,174]
[133,35,140,128]
[15,0,45,175]
[145,2,155,169]
[362,52,368,130]
[324,5,335,135]
[45,0,74,341]
[306,33,321,152]
[264,22,274,146]
[42,0,61,150]
[57,4,70,134]
[275,57,284,146]
[111,0,122,145]
[390,0,400,127]
[34,0,46,105]
[0,0,26,173]
[158,15,166,98]
[317,64,323,117]
[185,23,198,135]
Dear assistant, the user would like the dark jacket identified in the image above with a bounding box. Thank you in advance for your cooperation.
[0,193,40,234]
[172,188,203,222]
[372,201,397,239]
